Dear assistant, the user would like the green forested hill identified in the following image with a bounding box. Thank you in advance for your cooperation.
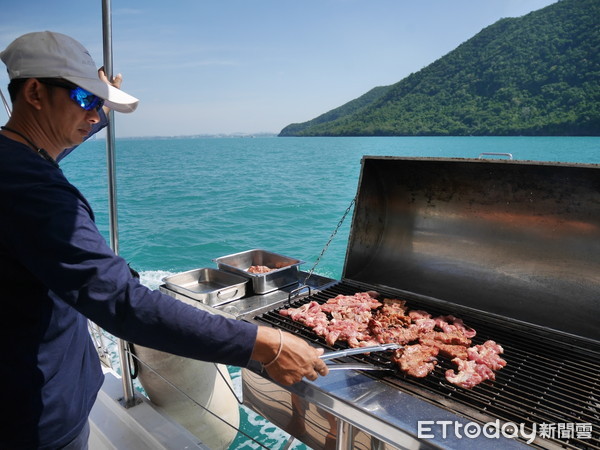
[279,0,600,137]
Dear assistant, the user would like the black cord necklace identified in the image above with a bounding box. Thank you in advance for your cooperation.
[1,125,59,169]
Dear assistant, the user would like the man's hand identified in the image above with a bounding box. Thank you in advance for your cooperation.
[98,67,123,113]
[252,326,329,385]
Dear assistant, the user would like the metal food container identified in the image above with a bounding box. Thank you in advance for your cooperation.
[161,268,247,306]
[213,249,305,294]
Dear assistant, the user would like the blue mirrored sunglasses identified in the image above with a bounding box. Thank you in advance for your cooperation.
[69,86,105,112]
[39,79,105,112]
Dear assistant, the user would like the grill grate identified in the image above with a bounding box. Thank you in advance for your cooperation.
[255,282,600,449]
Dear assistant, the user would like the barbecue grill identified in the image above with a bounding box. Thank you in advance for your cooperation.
[241,156,600,449]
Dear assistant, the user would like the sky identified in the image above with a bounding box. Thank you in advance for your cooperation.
[1,0,558,138]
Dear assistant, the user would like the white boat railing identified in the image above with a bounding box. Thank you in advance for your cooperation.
[101,0,136,407]
[0,87,11,117]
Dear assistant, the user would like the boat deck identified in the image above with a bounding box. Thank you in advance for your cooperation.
[89,367,209,449]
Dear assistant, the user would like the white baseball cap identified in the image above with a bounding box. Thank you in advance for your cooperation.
[0,31,139,113]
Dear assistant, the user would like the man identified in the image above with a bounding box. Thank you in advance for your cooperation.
[0,31,328,449]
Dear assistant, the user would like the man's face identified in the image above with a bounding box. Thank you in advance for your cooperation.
[42,83,101,150]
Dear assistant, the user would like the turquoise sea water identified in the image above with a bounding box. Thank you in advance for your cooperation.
[61,136,600,281]
[60,136,599,449]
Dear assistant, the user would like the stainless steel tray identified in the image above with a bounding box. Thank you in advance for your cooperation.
[213,249,305,294]
[162,268,248,306]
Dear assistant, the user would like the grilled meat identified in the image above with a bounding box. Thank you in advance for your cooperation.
[280,292,381,347]
[425,330,472,346]
[279,291,506,387]
[419,339,469,360]
[393,344,439,378]
[278,301,329,336]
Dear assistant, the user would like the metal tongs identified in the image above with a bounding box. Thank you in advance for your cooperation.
[320,343,400,371]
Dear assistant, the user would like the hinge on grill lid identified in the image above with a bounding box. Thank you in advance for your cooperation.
[301,196,356,287]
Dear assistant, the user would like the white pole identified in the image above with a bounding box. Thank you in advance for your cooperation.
[101,0,136,407]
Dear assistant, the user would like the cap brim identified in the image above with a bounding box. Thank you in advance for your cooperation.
[63,75,139,113]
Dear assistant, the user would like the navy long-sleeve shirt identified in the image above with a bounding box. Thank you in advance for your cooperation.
[0,129,257,448]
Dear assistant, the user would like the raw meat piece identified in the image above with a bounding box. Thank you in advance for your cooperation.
[467,340,506,370]
[247,265,274,273]
[445,358,496,389]
[434,315,477,338]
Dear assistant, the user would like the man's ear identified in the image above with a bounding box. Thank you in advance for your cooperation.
[22,79,44,111]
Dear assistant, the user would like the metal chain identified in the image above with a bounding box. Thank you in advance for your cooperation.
[302,196,356,286]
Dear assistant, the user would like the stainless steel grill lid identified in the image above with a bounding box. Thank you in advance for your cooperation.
[344,157,600,341]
